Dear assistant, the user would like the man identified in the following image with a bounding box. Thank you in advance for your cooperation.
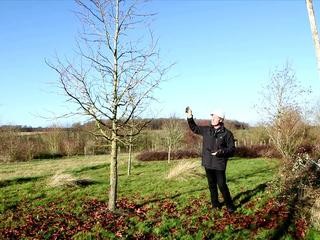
[186,107,236,213]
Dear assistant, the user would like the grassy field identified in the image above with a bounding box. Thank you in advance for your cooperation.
[1,155,319,239]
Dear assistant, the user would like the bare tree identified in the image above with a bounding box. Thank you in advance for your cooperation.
[257,63,311,160]
[306,0,320,77]
[256,63,314,193]
[47,0,170,211]
[163,116,184,163]
[269,107,305,159]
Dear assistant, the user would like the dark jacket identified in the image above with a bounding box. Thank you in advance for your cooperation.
[187,117,235,171]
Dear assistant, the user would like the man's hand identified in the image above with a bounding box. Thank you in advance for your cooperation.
[185,106,192,118]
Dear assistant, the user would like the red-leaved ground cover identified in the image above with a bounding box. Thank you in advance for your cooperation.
[1,196,307,239]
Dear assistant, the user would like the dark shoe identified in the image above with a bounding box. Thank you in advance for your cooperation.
[227,205,236,213]
[212,202,222,209]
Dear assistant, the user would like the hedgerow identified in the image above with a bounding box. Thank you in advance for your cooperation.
[136,150,200,161]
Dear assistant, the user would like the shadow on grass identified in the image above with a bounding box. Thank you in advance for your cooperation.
[136,187,207,207]
[0,176,43,188]
[233,182,268,207]
[234,183,301,239]
[1,175,100,189]
[270,189,300,240]
[138,182,269,209]
[73,164,108,173]
[270,206,295,240]
[73,179,100,187]
[227,166,277,185]
[135,167,277,208]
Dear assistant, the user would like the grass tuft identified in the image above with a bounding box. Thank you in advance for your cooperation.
[166,161,202,180]
[48,173,94,187]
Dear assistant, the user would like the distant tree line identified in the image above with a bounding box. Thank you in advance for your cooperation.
[0,118,247,162]
[1,117,319,163]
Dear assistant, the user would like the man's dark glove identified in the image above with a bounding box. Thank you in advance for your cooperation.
[212,149,224,157]
[216,149,224,157]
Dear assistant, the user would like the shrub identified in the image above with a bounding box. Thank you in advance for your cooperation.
[136,151,167,161]
[235,145,281,158]
[173,150,200,159]
[0,131,47,162]
[60,139,84,156]
[296,143,314,153]
[136,150,200,161]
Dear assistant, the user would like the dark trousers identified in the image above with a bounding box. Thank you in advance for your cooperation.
[205,168,234,208]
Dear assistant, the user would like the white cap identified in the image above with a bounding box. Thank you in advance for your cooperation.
[210,109,225,119]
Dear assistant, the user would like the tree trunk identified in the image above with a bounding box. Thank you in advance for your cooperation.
[168,144,171,163]
[128,136,132,176]
[108,130,118,212]
[306,0,320,76]
[108,0,120,212]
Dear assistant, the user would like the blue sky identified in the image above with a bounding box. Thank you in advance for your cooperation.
[0,0,319,127]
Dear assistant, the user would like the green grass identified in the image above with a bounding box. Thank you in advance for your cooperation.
[1,155,319,239]
[0,154,110,181]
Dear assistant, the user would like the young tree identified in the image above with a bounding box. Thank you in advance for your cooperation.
[163,116,184,163]
[257,63,311,160]
[306,0,320,77]
[44,124,62,156]
[257,63,313,194]
[47,0,169,211]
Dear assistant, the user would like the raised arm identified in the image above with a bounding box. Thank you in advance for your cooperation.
[186,107,202,135]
